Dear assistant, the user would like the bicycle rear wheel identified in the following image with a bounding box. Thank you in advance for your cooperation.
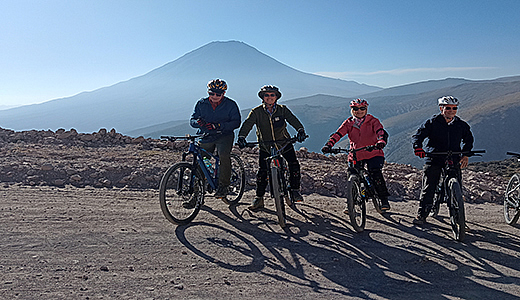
[227,153,245,205]
[448,178,465,241]
[159,162,205,225]
[346,175,366,232]
[504,173,520,225]
[270,166,286,228]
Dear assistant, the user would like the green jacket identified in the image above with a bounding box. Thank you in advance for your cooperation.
[238,103,304,152]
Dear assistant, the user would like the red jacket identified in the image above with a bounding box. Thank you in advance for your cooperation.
[327,114,386,161]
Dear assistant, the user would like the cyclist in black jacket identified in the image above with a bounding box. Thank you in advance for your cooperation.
[411,96,474,225]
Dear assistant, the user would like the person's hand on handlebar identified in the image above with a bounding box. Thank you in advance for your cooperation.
[321,142,333,153]
[297,128,307,142]
[414,148,426,158]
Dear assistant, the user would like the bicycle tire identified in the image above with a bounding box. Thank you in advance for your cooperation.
[448,178,465,241]
[371,196,383,214]
[346,175,366,232]
[271,166,286,228]
[159,162,205,225]
[504,173,520,225]
[227,153,246,205]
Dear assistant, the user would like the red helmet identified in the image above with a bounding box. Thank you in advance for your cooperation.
[350,98,368,107]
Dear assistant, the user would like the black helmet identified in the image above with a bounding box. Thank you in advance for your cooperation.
[207,79,227,93]
[258,85,282,100]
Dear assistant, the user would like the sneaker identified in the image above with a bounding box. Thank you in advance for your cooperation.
[182,198,197,209]
[248,196,264,211]
[380,198,391,212]
[214,186,230,205]
[290,190,304,202]
[214,186,228,198]
[413,215,427,225]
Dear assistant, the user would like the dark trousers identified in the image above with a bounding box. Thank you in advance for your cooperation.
[418,163,462,217]
[256,144,300,197]
[200,134,234,188]
[356,156,390,200]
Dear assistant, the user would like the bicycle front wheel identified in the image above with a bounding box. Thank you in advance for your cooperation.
[227,153,246,205]
[448,178,465,241]
[504,173,520,225]
[270,166,286,228]
[346,175,366,232]
[159,162,205,225]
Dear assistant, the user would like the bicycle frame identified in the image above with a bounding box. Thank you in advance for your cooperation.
[428,150,484,207]
[185,142,220,191]
[266,142,292,199]
[162,135,220,190]
[333,145,380,203]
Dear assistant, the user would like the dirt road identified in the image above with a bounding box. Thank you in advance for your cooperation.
[1,185,519,299]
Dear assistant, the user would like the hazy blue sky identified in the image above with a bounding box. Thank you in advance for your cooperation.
[1,0,519,106]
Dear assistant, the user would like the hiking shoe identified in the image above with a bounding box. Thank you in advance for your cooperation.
[182,198,197,209]
[215,186,230,205]
[413,215,427,225]
[380,198,391,212]
[290,190,304,202]
[214,186,228,198]
[248,196,264,211]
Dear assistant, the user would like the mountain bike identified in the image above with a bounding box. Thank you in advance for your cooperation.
[329,145,384,233]
[159,134,245,225]
[241,136,304,228]
[504,152,520,225]
[426,150,485,241]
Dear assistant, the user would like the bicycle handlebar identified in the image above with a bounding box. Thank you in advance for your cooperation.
[239,135,306,148]
[160,134,206,142]
[425,150,486,157]
[329,145,377,154]
[507,151,520,158]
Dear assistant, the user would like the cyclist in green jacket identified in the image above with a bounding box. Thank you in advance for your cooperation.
[237,85,307,210]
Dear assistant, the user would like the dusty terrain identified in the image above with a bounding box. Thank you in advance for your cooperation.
[2,186,520,300]
[1,128,519,299]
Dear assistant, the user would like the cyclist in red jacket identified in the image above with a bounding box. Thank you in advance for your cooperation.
[322,99,391,211]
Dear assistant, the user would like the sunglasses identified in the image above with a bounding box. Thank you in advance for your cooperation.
[352,106,367,111]
[208,92,223,97]
[443,106,458,110]
[264,93,276,97]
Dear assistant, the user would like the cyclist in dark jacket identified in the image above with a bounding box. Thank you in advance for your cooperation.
[237,85,307,211]
[411,96,474,224]
[189,79,241,206]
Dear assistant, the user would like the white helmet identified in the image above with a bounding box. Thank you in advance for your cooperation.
[438,96,459,106]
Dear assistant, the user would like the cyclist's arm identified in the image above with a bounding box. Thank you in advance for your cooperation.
[411,119,432,149]
[461,122,474,153]
[237,109,257,138]
[325,119,351,147]
[283,106,304,132]
[219,100,241,131]
[190,101,204,129]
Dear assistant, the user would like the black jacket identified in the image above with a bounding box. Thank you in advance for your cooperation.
[412,114,474,165]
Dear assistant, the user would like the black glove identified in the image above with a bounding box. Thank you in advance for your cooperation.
[237,136,247,149]
[321,144,332,153]
[196,118,207,127]
[375,141,386,150]
[297,128,307,142]
[205,123,220,131]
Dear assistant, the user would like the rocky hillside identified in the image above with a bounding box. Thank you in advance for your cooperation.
[0,127,510,203]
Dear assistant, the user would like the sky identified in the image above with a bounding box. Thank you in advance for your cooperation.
[1,0,520,107]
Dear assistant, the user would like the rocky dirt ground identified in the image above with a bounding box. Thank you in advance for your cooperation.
[1,128,520,299]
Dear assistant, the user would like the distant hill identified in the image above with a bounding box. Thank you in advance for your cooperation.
[0,41,380,133]
[131,76,520,166]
